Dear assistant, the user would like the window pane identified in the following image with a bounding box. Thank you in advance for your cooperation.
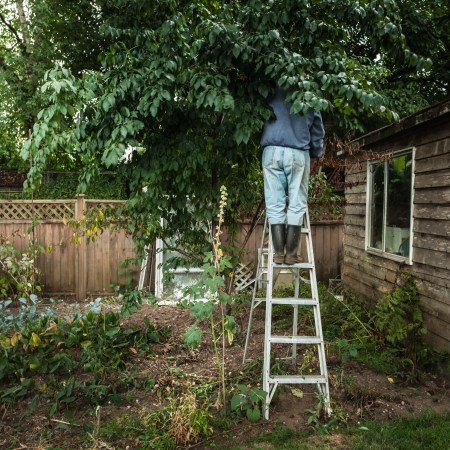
[385,153,412,257]
[370,162,384,250]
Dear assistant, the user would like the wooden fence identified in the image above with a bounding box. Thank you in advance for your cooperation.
[0,196,136,300]
[0,197,343,300]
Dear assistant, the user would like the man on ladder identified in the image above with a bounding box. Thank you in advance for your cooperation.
[253,87,328,419]
[261,87,325,263]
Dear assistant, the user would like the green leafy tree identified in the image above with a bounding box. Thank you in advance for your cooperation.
[388,0,449,108]
[357,0,450,129]
[22,0,440,256]
[0,0,108,167]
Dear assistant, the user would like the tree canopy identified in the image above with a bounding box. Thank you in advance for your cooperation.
[12,0,450,256]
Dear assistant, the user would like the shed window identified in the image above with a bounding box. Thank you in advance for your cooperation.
[366,149,414,263]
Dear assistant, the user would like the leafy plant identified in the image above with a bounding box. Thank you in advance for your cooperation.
[0,295,40,332]
[0,237,46,301]
[374,273,427,377]
[182,186,235,407]
[335,339,359,365]
[0,305,166,415]
[119,288,143,316]
[306,393,337,434]
[309,171,344,221]
[230,384,267,422]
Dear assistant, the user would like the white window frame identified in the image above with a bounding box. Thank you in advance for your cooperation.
[155,218,205,302]
[365,147,415,265]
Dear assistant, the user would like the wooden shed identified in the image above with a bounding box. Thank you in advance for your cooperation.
[343,99,450,352]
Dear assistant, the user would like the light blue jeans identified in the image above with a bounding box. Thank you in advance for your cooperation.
[262,146,310,225]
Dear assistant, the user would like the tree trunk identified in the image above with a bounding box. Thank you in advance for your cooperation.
[15,0,31,53]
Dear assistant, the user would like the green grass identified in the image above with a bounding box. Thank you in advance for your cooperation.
[351,410,450,450]
[221,410,450,450]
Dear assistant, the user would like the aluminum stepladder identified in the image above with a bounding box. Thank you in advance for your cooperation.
[243,209,330,419]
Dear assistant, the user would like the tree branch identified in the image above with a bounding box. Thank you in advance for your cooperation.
[0,11,26,53]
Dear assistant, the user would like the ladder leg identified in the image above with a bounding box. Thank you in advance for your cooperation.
[243,216,268,363]
[263,227,274,419]
[263,303,272,420]
[291,270,300,360]
[291,305,298,361]
[242,282,258,363]
[306,210,331,415]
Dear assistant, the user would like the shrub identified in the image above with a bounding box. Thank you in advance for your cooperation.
[0,237,44,301]
[374,273,427,371]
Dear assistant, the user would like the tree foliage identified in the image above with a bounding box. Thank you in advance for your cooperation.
[17,0,448,256]
[0,0,108,167]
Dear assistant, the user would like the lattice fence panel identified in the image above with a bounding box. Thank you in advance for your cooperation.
[0,201,75,221]
[85,200,125,221]
[234,261,255,292]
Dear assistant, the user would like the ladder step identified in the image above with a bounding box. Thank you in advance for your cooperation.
[269,375,327,384]
[273,262,314,269]
[272,298,317,306]
[270,336,322,344]
[261,250,310,257]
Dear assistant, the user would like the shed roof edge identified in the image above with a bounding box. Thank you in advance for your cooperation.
[352,98,450,148]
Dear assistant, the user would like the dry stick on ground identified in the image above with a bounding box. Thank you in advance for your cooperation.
[50,419,81,427]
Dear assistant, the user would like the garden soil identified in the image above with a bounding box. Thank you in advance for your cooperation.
[1,303,449,450]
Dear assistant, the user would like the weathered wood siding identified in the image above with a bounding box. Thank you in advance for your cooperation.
[343,104,450,352]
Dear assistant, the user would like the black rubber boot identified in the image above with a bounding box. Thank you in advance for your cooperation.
[270,224,286,264]
[284,225,302,265]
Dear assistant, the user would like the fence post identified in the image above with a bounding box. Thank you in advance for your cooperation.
[75,194,87,301]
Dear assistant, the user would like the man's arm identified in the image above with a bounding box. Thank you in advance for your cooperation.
[310,111,325,158]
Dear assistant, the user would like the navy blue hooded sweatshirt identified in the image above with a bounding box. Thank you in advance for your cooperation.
[260,89,325,158]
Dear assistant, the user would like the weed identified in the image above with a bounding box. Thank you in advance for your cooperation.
[329,370,356,392]
[100,390,213,449]
[334,338,359,365]
[319,286,373,344]
[119,288,142,316]
[230,384,267,422]
[317,279,441,382]
[0,237,47,302]
[270,358,291,375]
[182,186,235,408]
[306,393,337,434]
[374,273,426,380]
[169,391,213,444]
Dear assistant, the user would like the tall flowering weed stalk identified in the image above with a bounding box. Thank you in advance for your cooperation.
[183,186,236,408]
